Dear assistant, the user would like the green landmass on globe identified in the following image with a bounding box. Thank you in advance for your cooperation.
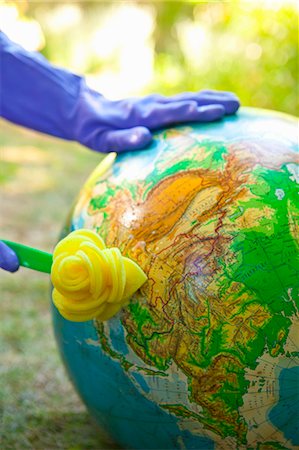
[53,108,299,450]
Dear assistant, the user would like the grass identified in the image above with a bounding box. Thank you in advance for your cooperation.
[0,120,119,449]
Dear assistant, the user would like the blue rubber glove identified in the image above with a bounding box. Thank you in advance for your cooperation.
[0,32,240,153]
[0,241,19,272]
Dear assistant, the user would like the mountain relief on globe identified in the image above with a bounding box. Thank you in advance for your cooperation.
[70,119,298,449]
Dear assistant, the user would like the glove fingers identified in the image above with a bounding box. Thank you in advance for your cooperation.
[139,102,225,129]
[95,127,152,153]
[196,93,239,114]
[200,89,240,98]
[149,90,240,115]
[0,241,20,272]
[196,104,226,122]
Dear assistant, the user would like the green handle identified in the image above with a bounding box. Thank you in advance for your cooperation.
[2,240,53,274]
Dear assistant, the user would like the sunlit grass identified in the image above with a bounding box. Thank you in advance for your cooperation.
[0,121,114,449]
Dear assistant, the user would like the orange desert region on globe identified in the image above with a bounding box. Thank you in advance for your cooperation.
[52,108,299,450]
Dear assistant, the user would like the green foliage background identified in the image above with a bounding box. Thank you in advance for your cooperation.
[19,0,298,115]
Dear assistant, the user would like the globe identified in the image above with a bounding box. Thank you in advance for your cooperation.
[52,108,299,450]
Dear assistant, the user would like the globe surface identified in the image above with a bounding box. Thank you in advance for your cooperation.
[53,108,299,450]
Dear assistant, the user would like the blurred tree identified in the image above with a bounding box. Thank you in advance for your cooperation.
[150,1,298,115]
[2,0,298,115]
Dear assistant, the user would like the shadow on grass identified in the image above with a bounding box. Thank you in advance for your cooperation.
[2,410,121,450]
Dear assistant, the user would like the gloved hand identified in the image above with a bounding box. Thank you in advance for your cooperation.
[0,241,19,272]
[72,89,239,152]
[1,32,240,153]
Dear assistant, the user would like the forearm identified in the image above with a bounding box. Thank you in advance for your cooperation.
[0,32,84,140]
[0,32,240,153]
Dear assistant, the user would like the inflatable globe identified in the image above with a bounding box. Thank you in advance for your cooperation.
[52,108,299,449]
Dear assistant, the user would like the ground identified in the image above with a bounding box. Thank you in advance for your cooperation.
[0,120,119,449]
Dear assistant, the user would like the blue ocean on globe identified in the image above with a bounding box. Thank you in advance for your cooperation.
[52,108,299,449]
